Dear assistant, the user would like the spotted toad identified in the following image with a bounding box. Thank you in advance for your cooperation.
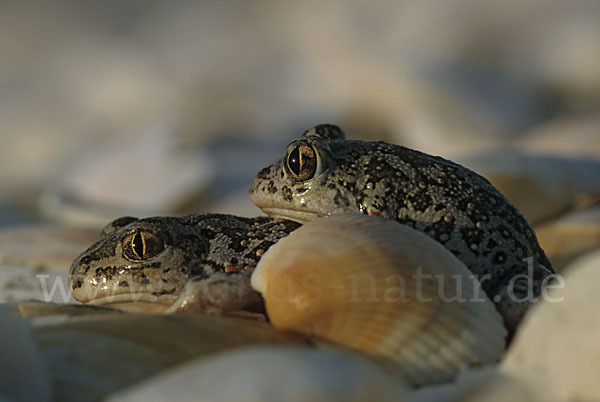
[249,124,555,333]
[69,214,300,317]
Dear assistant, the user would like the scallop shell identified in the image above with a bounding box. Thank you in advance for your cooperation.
[251,214,507,386]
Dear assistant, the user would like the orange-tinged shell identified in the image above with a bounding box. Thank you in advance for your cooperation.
[251,214,507,386]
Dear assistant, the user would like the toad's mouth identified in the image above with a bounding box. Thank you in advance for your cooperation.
[259,207,324,224]
[72,290,179,314]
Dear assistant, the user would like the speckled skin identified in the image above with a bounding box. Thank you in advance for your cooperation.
[249,124,554,333]
[69,214,300,314]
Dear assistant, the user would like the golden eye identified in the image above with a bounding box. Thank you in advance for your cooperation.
[122,230,165,261]
[286,143,319,181]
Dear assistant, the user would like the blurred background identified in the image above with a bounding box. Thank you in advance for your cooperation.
[1,4,599,399]
[0,0,599,282]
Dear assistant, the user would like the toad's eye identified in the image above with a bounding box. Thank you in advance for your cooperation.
[286,143,320,181]
[122,230,165,261]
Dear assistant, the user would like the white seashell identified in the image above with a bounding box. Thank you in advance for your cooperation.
[251,214,507,387]
[20,308,306,402]
[106,345,408,402]
[500,248,600,402]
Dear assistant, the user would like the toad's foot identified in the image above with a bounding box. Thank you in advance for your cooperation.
[165,271,266,321]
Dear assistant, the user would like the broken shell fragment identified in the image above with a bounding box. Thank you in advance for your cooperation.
[251,214,507,386]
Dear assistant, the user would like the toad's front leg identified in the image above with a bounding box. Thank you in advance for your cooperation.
[165,271,266,321]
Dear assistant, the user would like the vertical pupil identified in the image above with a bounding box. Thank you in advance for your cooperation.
[132,233,145,258]
[288,147,301,175]
[289,147,301,174]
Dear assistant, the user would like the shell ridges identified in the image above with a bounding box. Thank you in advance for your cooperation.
[251,214,507,386]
